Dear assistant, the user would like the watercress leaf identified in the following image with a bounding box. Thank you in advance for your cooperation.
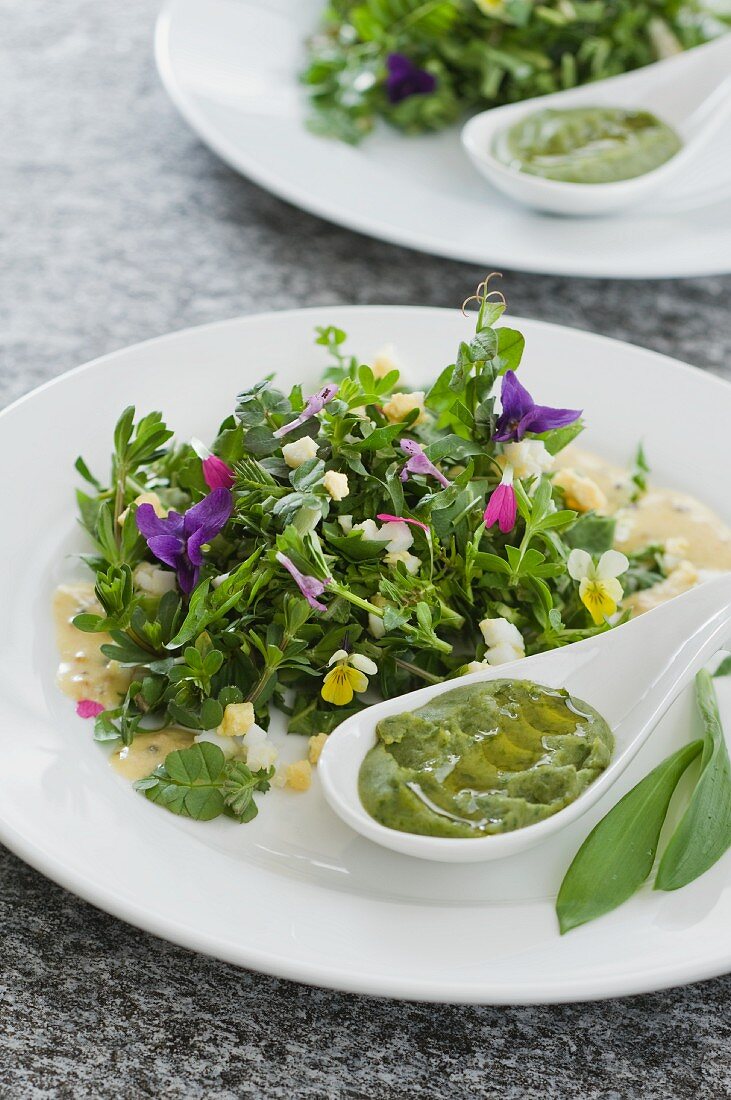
[535,421,585,455]
[564,514,616,554]
[655,671,731,891]
[556,739,703,934]
[136,742,228,820]
[200,697,224,731]
[165,580,212,649]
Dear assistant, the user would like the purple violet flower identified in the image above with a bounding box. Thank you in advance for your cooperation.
[385,53,437,105]
[494,371,582,443]
[399,439,450,489]
[275,552,331,612]
[274,384,339,439]
[136,488,233,595]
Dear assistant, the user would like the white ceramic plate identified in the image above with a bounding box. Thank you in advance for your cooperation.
[155,1,731,278]
[2,306,731,1003]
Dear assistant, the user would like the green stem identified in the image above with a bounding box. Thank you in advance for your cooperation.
[394,658,441,684]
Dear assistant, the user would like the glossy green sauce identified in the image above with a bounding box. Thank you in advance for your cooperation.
[493,107,681,184]
[359,680,613,838]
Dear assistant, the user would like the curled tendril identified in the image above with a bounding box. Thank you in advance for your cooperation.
[461,272,506,317]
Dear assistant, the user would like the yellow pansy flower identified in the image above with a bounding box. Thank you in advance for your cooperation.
[568,549,629,625]
[321,649,378,706]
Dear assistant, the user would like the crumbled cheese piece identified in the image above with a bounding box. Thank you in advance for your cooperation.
[194,730,241,760]
[323,470,350,501]
[368,594,388,639]
[218,701,255,737]
[554,468,608,514]
[368,612,386,639]
[500,440,554,480]
[133,562,177,597]
[379,521,414,553]
[484,641,524,666]
[247,741,279,772]
[354,519,386,543]
[384,549,421,575]
[479,617,524,649]
[478,617,525,666]
[270,769,287,788]
[382,391,426,425]
[118,491,167,525]
[308,733,328,765]
[282,436,319,469]
[371,343,401,380]
[286,759,312,791]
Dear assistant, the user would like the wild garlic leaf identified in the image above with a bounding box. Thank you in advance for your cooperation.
[713,656,731,677]
[556,739,702,934]
[655,671,731,891]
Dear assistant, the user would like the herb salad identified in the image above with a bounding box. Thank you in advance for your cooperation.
[68,279,663,825]
[302,0,725,144]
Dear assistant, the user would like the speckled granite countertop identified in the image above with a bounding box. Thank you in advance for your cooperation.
[2,2,730,1096]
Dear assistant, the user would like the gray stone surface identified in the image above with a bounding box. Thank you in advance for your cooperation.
[1,1,730,1096]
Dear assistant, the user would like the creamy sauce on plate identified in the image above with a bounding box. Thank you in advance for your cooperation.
[53,583,132,708]
[111,729,195,781]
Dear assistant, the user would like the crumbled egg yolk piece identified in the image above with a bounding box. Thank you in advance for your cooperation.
[382,391,426,425]
[282,436,319,469]
[323,470,350,501]
[286,759,312,791]
[217,701,255,738]
[308,732,328,765]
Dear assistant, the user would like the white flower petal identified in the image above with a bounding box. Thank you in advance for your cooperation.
[350,653,378,676]
[597,549,630,580]
[328,649,349,666]
[567,548,592,581]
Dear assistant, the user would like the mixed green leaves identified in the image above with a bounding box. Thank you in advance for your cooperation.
[71,280,671,825]
[557,670,731,932]
[301,0,724,144]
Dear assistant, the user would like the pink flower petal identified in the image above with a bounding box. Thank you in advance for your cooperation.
[76,699,104,719]
[376,513,429,533]
[484,483,517,534]
[202,454,235,491]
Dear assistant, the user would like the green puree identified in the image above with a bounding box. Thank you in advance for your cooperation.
[359,680,613,838]
[494,107,681,184]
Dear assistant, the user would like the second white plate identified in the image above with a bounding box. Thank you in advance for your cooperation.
[155,1,731,278]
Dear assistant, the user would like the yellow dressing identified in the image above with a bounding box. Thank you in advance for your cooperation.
[613,490,731,570]
[111,729,195,781]
[53,583,132,709]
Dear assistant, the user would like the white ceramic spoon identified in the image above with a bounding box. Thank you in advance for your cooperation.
[319,573,731,863]
[461,34,731,216]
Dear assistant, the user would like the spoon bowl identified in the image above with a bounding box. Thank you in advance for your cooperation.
[461,34,731,216]
[319,574,731,862]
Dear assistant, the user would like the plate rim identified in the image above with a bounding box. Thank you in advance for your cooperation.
[154,0,731,280]
[3,304,731,1004]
